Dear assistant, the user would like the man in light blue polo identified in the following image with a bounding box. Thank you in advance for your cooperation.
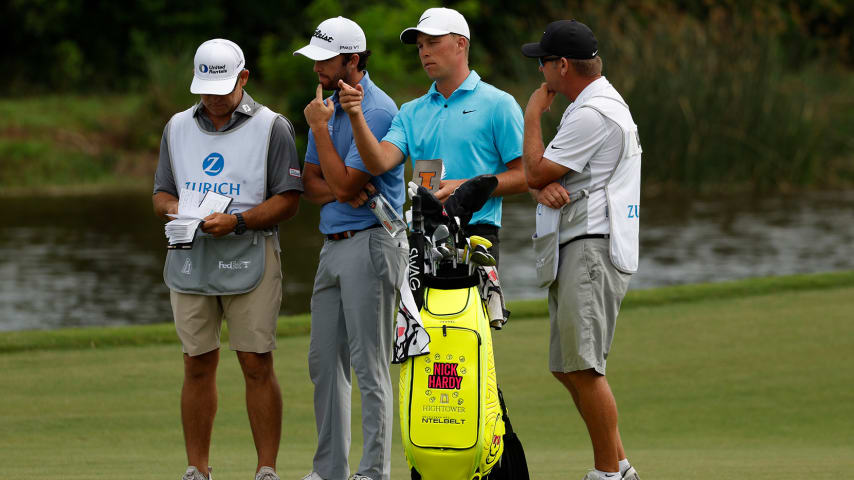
[294,16,407,480]
[337,7,526,262]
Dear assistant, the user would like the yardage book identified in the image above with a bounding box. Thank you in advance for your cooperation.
[165,188,233,248]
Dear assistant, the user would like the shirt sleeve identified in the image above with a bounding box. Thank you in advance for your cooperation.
[344,108,395,174]
[380,109,409,159]
[491,93,524,164]
[543,107,607,173]
[153,121,178,197]
[267,115,304,196]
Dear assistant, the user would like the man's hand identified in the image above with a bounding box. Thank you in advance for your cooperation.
[435,179,466,203]
[200,212,238,237]
[338,79,364,116]
[525,82,557,117]
[304,84,335,131]
[535,182,571,209]
[347,182,377,208]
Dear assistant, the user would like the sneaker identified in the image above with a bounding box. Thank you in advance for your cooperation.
[182,466,212,480]
[350,475,373,480]
[255,467,279,480]
[622,467,641,480]
[582,472,620,480]
[300,473,325,480]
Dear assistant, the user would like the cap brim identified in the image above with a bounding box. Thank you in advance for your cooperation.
[521,42,549,58]
[190,75,238,95]
[400,26,454,44]
[292,44,339,61]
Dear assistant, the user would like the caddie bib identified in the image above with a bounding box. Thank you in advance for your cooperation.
[579,89,642,273]
[167,104,278,214]
[163,104,279,294]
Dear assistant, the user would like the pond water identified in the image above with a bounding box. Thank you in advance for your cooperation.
[2,190,852,331]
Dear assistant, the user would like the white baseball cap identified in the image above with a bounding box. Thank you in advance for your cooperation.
[400,7,470,44]
[190,39,245,95]
[293,17,366,61]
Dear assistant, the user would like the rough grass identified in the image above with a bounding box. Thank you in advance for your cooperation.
[1,273,852,479]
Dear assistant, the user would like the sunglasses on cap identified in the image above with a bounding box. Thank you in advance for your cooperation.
[538,56,562,67]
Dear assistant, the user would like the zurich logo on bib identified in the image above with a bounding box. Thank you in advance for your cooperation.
[203,153,224,176]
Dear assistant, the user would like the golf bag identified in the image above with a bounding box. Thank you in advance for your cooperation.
[397,176,529,480]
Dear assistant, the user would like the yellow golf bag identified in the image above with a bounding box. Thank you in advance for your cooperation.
[399,275,504,480]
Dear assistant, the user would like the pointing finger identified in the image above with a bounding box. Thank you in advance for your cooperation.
[315,83,323,101]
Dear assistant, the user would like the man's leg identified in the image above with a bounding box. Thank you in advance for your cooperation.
[554,369,620,473]
[310,241,352,480]
[182,349,219,477]
[221,236,285,474]
[237,351,282,472]
[342,231,407,480]
[554,371,629,465]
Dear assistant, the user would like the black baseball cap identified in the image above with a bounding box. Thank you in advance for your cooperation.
[521,20,598,59]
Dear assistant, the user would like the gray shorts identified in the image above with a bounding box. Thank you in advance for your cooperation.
[548,238,631,375]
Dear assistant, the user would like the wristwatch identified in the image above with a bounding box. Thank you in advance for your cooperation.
[233,212,247,235]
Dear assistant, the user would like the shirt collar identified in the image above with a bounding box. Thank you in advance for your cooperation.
[193,90,259,118]
[427,70,481,97]
[574,76,610,105]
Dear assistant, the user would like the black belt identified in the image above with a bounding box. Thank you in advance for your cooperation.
[326,224,381,241]
[560,233,608,249]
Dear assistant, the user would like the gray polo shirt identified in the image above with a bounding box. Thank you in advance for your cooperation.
[153,91,303,198]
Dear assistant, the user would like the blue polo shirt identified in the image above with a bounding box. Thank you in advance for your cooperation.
[382,70,523,227]
[305,71,403,234]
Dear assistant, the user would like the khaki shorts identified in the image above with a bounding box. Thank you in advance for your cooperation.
[171,235,282,356]
[548,238,631,375]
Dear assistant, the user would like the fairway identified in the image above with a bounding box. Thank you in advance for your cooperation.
[2,284,853,479]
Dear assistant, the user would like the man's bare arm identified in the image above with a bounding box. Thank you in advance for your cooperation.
[337,80,405,176]
[523,83,570,189]
[302,163,336,205]
[153,192,179,221]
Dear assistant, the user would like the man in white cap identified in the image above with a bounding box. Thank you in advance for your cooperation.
[152,38,302,480]
[293,17,406,480]
[338,7,527,262]
[521,20,642,480]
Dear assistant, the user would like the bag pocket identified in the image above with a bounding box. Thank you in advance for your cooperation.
[532,230,559,289]
[164,232,266,295]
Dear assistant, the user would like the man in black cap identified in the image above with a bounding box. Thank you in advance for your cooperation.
[521,20,642,480]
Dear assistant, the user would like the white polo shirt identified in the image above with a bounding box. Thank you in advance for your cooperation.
[543,77,622,241]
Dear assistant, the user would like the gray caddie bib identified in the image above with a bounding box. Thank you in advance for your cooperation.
[164,230,272,295]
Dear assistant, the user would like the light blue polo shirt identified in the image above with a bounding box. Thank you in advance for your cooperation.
[305,71,403,234]
[382,70,523,227]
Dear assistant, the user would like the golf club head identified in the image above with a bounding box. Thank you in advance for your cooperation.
[432,224,450,244]
[468,234,493,250]
[470,245,496,266]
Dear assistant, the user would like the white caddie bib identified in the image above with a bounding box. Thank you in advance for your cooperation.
[580,89,642,273]
[167,105,278,213]
[163,104,278,295]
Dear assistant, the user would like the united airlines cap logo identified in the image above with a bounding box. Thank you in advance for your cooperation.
[203,153,224,176]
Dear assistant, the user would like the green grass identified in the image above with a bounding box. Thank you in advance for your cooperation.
[1,273,852,479]
[3,270,853,354]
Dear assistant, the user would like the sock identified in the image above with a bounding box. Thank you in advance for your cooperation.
[594,469,620,479]
[619,458,631,476]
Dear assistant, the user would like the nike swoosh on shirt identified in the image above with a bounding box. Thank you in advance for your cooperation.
[550,145,564,150]
[463,109,476,114]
